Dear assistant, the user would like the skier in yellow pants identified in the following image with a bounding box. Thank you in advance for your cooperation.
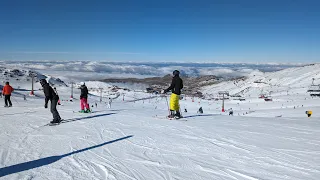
[163,70,184,118]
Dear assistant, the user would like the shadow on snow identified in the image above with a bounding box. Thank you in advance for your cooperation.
[0,135,133,177]
[182,114,219,119]
[62,113,117,123]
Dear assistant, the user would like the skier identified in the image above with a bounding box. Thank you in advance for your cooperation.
[2,82,14,107]
[229,108,233,116]
[107,97,112,108]
[80,82,91,113]
[198,107,203,114]
[162,70,183,118]
[40,79,62,124]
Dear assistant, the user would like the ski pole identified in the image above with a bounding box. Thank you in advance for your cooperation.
[164,95,170,116]
[11,95,20,105]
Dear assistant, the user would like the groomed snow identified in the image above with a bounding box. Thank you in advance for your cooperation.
[1,65,320,179]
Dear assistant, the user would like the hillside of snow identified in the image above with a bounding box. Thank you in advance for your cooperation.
[202,64,320,98]
[0,64,320,179]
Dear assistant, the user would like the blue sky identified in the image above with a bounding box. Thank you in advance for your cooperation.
[0,0,319,62]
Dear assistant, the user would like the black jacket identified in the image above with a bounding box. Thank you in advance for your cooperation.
[80,85,89,99]
[43,83,59,105]
[166,75,183,95]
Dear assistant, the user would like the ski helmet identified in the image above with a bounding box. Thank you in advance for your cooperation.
[39,79,47,86]
[80,82,85,86]
[173,70,180,76]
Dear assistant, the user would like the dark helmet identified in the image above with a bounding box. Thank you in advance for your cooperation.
[39,79,47,86]
[173,70,180,76]
[5,81,9,85]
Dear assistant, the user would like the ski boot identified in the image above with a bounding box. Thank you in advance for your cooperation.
[79,110,86,113]
[167,110,175,119]
[174,111,183,119]
[85,109,91,113]
[50,119,62,124]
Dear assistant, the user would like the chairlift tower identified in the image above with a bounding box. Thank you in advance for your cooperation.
[99,88,103,102]
[218,91,229,112]
[30,72,36,95]
[70,82,74,99]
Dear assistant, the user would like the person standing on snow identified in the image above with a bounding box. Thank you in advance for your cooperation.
[229,108,234,116]
[80,82,91,113]
[40,79,62,124]
[162,70,183,118]
[2,82,14,107]
[107,97,112,108]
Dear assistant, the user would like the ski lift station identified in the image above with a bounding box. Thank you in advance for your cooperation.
[308,85,320,96]
[307,78,320,96]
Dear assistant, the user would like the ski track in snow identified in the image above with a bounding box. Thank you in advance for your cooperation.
[1,97,320,180]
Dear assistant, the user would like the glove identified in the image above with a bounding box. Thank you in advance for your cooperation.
[161,90,167,94]
[44,104,48,108]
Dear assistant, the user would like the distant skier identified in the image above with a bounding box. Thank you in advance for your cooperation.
[198,107,203,114]
[107,97,112,108]
[95,102,97,108]
[80,82,91,113]
[162,70,183,118]
[40,79,62,124]
[229,108,233,116]
[2,82,14,107]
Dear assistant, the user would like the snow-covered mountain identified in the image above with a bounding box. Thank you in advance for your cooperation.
[202,63,320,99]
[0,67,67,91]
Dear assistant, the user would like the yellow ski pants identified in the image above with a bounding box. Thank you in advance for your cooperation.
[169,93,180,111]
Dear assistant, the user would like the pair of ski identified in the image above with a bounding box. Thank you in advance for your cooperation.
[154,115,187,121]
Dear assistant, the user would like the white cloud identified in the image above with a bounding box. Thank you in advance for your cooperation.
[0,60,303,81]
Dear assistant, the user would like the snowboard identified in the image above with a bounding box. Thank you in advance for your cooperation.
[73,110,95,114]
[45,120,64,126]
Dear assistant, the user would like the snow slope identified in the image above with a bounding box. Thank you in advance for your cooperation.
[1,65,320,180]
[202,64,320,98]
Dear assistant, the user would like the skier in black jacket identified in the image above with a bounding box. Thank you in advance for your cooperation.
[80,82,90,113]
[163,70,183,118]
[40,79,62,124]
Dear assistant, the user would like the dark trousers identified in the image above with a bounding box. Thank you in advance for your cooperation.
[4,95,12,106]
[51,99,61,121]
